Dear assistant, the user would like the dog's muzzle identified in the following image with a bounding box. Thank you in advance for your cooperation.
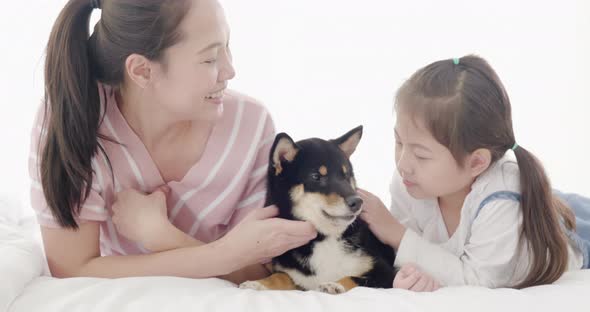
[345,195,363,213]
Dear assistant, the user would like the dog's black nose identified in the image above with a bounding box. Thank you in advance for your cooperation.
[345,196,363,212]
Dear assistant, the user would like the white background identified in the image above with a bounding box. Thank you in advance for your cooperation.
[0,0,588,217]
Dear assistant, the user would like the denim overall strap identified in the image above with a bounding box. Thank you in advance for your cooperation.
[473,190,589,269]
[472,191,521,222]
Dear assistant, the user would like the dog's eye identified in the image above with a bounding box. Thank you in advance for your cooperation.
[310,173,321,181]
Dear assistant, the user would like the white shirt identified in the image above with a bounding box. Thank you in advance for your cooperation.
[391,150,584,287]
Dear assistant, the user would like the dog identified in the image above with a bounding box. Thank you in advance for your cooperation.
[239,126,397,294]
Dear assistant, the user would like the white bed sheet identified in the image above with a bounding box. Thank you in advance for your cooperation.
[7,271,589,312]
[2,212,588,312]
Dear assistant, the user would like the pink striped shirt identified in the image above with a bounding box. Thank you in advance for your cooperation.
[29,84,275,256]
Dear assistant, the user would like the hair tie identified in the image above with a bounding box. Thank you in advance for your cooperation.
[90,0,101,9]
[452,58,460,65]
[511,143,519,151]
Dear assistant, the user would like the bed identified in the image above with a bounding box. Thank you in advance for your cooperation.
[1,201,588,312]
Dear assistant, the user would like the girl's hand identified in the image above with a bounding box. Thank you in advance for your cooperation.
[112,185,172,250]
[218,205,317,270]
[357,188,405,248]
[393,263,441,292]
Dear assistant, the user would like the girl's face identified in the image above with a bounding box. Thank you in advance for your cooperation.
[394,110,475,200]
[147,0,235,123]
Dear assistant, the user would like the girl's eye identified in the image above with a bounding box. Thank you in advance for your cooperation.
[416,155,430,160]
[310,173,321,181]
[204,59,217,64]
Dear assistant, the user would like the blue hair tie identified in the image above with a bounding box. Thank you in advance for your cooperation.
[511,143,519,151]
[453,58,460,65]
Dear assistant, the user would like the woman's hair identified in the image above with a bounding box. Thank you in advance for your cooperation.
[394,54,576,288]
[41,0,190,229]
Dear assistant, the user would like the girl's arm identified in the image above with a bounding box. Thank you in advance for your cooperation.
[394,200,524,287]
[359,186,526,288]
[393,263,441,291]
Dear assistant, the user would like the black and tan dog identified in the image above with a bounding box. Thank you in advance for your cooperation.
[239,126,396,294]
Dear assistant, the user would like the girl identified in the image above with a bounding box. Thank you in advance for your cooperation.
[30,0,316,283]
[359,55,589,291]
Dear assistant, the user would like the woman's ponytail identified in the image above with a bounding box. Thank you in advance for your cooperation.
[41,0,102,229]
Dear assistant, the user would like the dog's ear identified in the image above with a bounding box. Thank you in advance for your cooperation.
[270,133,299,176]
[332,125,363,158]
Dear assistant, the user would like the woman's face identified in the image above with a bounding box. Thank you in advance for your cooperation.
[147,0,235,123]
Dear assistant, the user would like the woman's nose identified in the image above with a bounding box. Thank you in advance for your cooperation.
[218,50,235,82]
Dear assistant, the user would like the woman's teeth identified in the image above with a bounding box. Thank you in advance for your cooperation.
[206,90,224,99]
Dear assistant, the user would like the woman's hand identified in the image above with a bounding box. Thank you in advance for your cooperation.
[357,188,405,248]
[393,263,441,292]
[112,185,173,251]
[218,205,317,270]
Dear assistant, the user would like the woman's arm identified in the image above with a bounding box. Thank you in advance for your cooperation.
[146,221,271,284]
[43,206,315,280]
[42,221,234,279]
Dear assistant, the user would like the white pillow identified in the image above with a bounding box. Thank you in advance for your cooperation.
[0,221,44,311]
[0,193,21,225]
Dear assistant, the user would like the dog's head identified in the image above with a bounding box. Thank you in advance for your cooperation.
[267,126,363,236]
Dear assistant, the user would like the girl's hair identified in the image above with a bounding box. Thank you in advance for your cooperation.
[41,0,190,229]
[394,55,575,288]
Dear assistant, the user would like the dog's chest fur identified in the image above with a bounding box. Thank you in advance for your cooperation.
[275,236,373,290]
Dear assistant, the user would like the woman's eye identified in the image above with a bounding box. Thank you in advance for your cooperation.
[204,59,217,64]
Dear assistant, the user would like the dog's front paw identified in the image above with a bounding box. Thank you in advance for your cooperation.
[317,282,346,294]
[239,280,268,290]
